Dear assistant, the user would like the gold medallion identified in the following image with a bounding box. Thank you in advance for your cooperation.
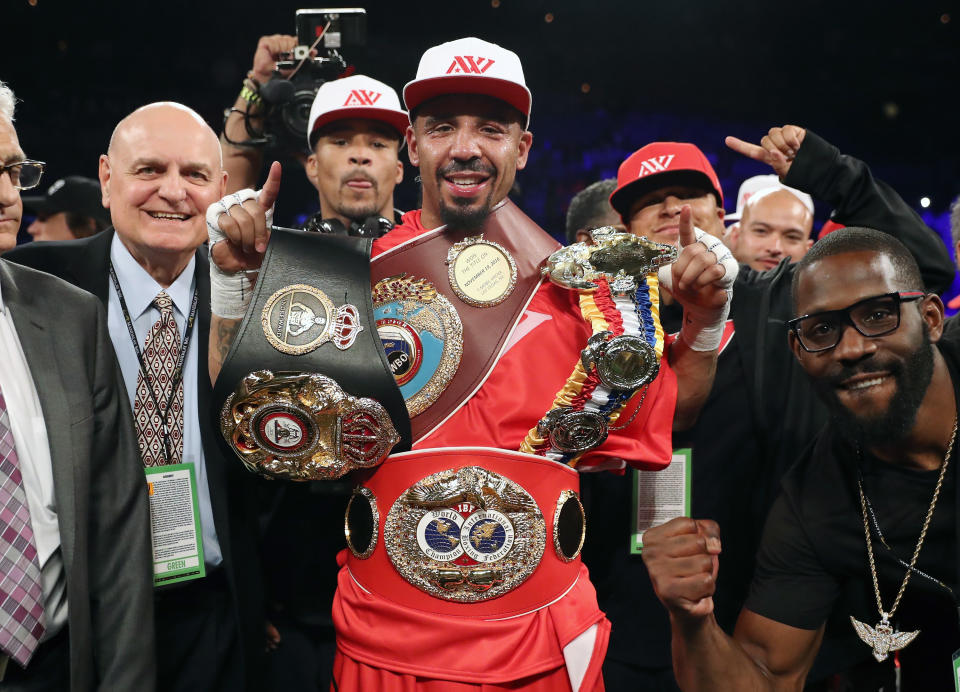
[261,283,363,355]
[446,235,518,307]
[383,466,545,602]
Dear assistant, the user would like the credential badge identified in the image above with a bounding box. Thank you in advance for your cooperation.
[261,284,363,355]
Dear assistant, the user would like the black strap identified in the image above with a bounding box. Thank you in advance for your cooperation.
[109,261,199,464]
[213,227,411,453]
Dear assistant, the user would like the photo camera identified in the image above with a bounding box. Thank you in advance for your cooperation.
[237,8,367,154]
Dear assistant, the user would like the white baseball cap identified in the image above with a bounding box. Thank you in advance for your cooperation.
[307,74,409,148]
[725,174,815,223]
[403,37,531,126]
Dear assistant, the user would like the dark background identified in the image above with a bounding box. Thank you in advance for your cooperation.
[4,0,960,261]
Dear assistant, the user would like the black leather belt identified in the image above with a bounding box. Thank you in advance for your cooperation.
[214,228,411,480]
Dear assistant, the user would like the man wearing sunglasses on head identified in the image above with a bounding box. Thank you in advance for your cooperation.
[642,228,960,691]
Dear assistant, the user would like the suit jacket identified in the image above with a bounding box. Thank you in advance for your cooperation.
[0,258,155,691]
[4,230,264,689]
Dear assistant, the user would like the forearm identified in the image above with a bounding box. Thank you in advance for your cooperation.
[222,92,267,193]
[209,314,243,386]
[785,131,953,294]
[671,615,773,692]
[668,338,717,430]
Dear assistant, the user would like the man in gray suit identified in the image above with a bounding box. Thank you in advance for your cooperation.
[0,81,155,690]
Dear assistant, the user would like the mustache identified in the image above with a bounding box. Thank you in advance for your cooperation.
[822,355,901,387]
[340,169,377,187]
[438,160,496,178]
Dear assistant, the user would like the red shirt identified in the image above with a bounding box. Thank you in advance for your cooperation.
[372,210,677,471]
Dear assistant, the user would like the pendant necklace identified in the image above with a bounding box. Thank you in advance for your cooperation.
[851,416,957,662]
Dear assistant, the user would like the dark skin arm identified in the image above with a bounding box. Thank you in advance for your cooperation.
[642,517,824,690]
[221,35,298,193]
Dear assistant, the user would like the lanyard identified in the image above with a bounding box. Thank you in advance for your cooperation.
[109,261,199,463]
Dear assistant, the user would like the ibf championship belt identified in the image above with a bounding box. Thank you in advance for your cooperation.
[345,448,586,617]
[216,229,411,480]
[370,199,561,442]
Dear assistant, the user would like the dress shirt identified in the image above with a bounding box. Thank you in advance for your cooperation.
[0,279,67,640]
[108,235,222,567]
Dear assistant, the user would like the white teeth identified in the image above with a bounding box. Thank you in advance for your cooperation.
[149,212,188,220]
[847,377,886,390]
[451,178,480,185]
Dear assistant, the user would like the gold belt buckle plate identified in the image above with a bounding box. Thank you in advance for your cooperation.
[384,466,546,602]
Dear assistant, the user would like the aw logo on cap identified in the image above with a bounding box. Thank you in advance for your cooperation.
[343,90,382,107]
[445,56,496,75]
[635,155,676,178]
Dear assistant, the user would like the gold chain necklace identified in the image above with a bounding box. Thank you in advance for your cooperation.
[851,416,957,662]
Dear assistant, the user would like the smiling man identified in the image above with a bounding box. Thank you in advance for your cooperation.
[208,36,737,691]
[642,228,960,690]
[4,102,266,692]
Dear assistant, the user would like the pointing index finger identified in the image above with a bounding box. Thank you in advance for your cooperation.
[259,161,283,211]
[724,135,768,163]
[678,205,696,248]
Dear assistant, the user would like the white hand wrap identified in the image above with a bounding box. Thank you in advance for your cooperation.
[205,189,274,319]
[658,228,739,352]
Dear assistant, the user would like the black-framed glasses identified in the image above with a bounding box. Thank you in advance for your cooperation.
[0,160,45,191]
[786,291,925,353]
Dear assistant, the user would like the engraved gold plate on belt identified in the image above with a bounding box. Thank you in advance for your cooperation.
[220,370,400,480]
[383,466,546,602]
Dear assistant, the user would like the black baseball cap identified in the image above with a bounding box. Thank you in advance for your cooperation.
[22,176,110,226]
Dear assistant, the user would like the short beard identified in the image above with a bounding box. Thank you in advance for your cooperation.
[436,160,497,232]
[816,325,935,447]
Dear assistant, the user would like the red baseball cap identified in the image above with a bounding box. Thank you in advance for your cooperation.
[609,142,724,218]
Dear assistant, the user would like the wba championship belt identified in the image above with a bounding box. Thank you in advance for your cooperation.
[371,200,560,442]
[344,448,586,618]
[216,229,411,480]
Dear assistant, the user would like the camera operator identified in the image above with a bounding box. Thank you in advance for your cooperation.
[221,36,405,235]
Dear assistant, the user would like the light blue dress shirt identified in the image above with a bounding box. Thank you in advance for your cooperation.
[107,234,222,568]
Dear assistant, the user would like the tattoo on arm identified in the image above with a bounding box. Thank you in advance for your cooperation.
[209,316,243,385]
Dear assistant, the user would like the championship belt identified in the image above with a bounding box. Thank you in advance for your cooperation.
[344,447,586,618]
[521,228,677,467]
[216,229,411,480]
[371,199,560,442]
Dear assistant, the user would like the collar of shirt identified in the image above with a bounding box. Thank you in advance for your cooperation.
[109,233,196,318]
[0,275,5,314]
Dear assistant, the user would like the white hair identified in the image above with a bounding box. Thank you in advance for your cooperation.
[0,80,15,122]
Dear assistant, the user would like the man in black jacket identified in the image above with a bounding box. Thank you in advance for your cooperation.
[581,125,954,690]
[3,102,265,692]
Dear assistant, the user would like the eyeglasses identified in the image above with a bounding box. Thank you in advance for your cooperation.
[786,291,925,353]
[0,160,45,191]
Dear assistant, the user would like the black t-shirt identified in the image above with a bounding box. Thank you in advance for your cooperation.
[581,303,764,667]
[746,334,960,690]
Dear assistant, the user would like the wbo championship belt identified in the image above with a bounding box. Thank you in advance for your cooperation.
[370,199,561,442]
[216,229,411,480]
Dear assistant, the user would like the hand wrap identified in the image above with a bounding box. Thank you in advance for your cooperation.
[658,229,739,352]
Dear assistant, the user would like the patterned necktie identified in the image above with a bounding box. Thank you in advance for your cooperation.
[0,388,45,667]
[134,291,185,466]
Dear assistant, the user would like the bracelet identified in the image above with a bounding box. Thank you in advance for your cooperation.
[239,81,262,105]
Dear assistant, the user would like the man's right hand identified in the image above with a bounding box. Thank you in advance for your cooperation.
[725,125,807,179]
[208,161,282,273]
[641,517,722,621]
[249,34,299,85]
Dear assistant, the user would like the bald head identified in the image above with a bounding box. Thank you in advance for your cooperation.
[98,101,228,284]
[730,188,814,271]
[108,102,222,167]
